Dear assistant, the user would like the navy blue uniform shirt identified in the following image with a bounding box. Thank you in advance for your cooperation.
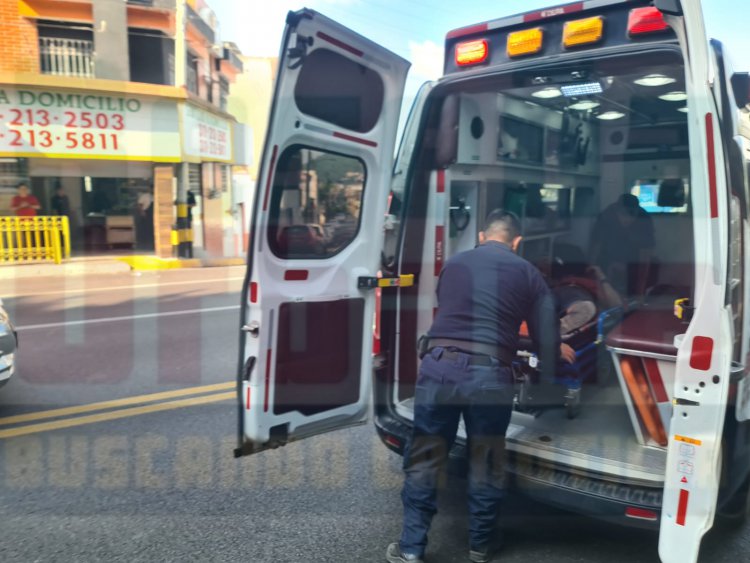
[428,240,560,375]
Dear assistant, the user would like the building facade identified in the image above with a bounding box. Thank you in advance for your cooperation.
[0,0,246,258]
[226,56,277,255]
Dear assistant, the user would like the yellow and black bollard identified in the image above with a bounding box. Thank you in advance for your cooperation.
[175,202,193,258]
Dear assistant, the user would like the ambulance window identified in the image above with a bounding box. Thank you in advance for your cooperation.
[294,48,384,133]
[267,146,366,259]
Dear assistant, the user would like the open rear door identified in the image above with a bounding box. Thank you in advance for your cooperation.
[235,10,409,456]
[656,1,732,561]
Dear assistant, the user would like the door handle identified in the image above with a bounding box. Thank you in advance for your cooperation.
[358,274,415,289]
[242,321,260,337]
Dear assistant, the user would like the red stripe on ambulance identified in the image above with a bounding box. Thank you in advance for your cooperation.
[705,113,718,219]
[446,22,489,40]
[264,348,272,412]
[333,131,378,147]
[676,489,690,526]
[437,169,445,193]
[316,31,364,57]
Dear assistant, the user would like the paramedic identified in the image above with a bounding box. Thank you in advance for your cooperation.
[590,193,654,299]
[387,209,575,563]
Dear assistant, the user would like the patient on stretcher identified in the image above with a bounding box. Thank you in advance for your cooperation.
[546,245,622,336]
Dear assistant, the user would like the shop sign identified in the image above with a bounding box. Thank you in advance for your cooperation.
[0,87,181,162]
[181,103,232,162]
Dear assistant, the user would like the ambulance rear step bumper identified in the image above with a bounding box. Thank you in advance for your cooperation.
[374,411,663,530]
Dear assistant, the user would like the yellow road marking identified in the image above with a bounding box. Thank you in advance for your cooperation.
[0,381,235,426]
[0,391,235,439]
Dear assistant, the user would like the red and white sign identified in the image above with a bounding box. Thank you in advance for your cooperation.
[0,87,180,161]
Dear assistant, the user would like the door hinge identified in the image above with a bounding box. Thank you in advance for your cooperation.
[358,274,415,289]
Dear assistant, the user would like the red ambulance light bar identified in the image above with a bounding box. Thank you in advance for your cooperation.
[628,7,670,35]
[455,39,489,66]
[524,2,584,23]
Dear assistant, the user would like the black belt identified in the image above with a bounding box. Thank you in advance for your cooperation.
[437,349,495,366]
[428,338,513,366]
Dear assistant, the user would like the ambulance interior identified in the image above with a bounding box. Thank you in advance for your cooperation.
[392,52,693,488]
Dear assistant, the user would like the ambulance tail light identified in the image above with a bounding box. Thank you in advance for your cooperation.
[455,39,489,66]
[628,7,669,36]
[507,28,543,58]
[625,507,659,521]
[383,434,403,450]
[562,16,604,48]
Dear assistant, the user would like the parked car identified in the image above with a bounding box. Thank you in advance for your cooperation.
[0,298,17,388]
[277,224,327,256]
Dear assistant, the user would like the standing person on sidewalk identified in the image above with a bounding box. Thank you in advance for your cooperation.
[386,209,575,563]
[51,183,71,218]
[10,182,40,217]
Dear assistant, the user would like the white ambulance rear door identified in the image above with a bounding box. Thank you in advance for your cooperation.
[655,1,732,561]
[236,9,409,456]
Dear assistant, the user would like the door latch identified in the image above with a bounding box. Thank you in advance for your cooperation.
[358,274,415,289]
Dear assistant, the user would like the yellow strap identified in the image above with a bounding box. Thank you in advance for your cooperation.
[378,274,414,288]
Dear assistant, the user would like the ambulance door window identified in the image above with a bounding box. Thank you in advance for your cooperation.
[293,48,385,134]
[267,146,366,259]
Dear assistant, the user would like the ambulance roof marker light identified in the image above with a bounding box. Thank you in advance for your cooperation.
[455,39,489,66]
[562,16,604,49]
[628,7,670,36]
[507,28,544,58]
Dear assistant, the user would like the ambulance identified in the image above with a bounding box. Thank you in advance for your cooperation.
[235,1,750,561]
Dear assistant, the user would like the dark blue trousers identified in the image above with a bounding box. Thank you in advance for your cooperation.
[399,347,514,558]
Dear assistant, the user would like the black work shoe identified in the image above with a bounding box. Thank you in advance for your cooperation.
[469,544,500,563]
[386,542,424,563]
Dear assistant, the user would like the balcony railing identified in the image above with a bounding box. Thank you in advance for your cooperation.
[186,64,199,95]
[39,37,95,78]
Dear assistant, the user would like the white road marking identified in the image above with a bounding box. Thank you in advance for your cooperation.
[15,305,241,331]
[2,276,245,299]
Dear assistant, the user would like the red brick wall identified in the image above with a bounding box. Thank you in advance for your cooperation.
[0,0,39,73]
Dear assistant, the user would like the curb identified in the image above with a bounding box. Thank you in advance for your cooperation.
[0,261,132,280]
[117,256,245,271]
[0,256,246,279]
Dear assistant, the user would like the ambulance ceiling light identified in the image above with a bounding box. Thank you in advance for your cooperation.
[569,100,600,111]
[532,87,563,99]
[596,111,626,120]
[659,91,687,101]
[634,73,675,87]
[677,106,688,113]
[561,81,603,97]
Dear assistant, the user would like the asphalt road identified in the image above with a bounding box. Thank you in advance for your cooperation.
[0,267,748,562]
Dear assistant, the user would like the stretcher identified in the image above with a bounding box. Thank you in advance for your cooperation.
[513,304,625,419]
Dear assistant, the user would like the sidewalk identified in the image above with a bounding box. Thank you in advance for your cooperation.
[0,254,245,279]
